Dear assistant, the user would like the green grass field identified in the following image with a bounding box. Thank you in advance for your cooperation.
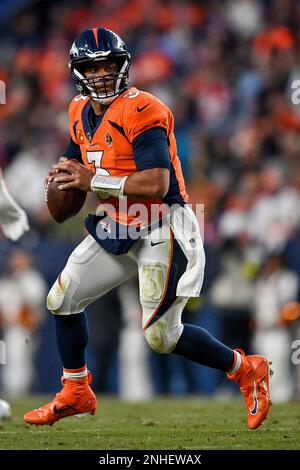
[0,397,299,450]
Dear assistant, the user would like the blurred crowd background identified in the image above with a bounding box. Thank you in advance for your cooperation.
[1,0,300,403]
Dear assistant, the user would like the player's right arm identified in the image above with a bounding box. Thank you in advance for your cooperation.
[123,167,169,198]
[90,93,173,199]
[89,125,171,199]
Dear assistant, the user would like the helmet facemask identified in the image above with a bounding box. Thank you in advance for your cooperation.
[71,55,130,105]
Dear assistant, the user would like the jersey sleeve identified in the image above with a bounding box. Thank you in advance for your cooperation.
[68,98,80,144]
[132,128,170,171]
[122,94,171,143]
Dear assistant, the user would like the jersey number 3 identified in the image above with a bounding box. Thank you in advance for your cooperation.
[86,151,110,175]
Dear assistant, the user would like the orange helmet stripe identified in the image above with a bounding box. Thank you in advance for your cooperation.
[92,28,99,48]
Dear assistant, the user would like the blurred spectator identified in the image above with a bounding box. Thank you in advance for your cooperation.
[225,0,263,37]
[0,249,47,397]
[118,279,153,401]
[87,289,122,394]
[210,238,254,354]
[252,251,299,402]
[247,166,300,254]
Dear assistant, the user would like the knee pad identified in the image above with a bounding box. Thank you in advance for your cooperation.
[47,270,79,315]
[144,316,183,354]
[139,262,166,306]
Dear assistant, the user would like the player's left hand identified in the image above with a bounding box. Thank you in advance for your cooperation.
[53,159,94,192]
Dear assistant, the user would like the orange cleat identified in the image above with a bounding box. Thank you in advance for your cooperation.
[24,372,97,426]
[228,350,273,430]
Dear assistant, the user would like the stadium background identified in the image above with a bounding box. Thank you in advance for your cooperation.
[0,0,300,403]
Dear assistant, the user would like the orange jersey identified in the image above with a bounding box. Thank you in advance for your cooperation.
[68,87,188,226]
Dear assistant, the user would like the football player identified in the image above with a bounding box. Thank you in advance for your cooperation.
[24,28,272,429]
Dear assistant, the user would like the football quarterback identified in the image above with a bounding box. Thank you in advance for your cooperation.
[24,27,272,430]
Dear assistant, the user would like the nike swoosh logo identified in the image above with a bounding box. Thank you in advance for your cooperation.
[137,104,149,112]
[53,404,73,415]
[151,241,165,246]
[249,382,258,415]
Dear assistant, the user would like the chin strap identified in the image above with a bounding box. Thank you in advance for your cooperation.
[90,174,127,198]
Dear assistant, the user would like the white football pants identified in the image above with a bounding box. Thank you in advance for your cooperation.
[47,211,205,354]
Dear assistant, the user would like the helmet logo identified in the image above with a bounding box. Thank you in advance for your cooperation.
[115,34,124,49]
[70,42,79,57]
[85,51,111,58]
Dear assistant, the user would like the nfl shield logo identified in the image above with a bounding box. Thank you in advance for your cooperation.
[77,128,85,143]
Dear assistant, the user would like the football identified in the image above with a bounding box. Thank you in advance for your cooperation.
[0,399,11,421]
[46,171,87,223]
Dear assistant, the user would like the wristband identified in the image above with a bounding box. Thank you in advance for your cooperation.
[90,174,127,198]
